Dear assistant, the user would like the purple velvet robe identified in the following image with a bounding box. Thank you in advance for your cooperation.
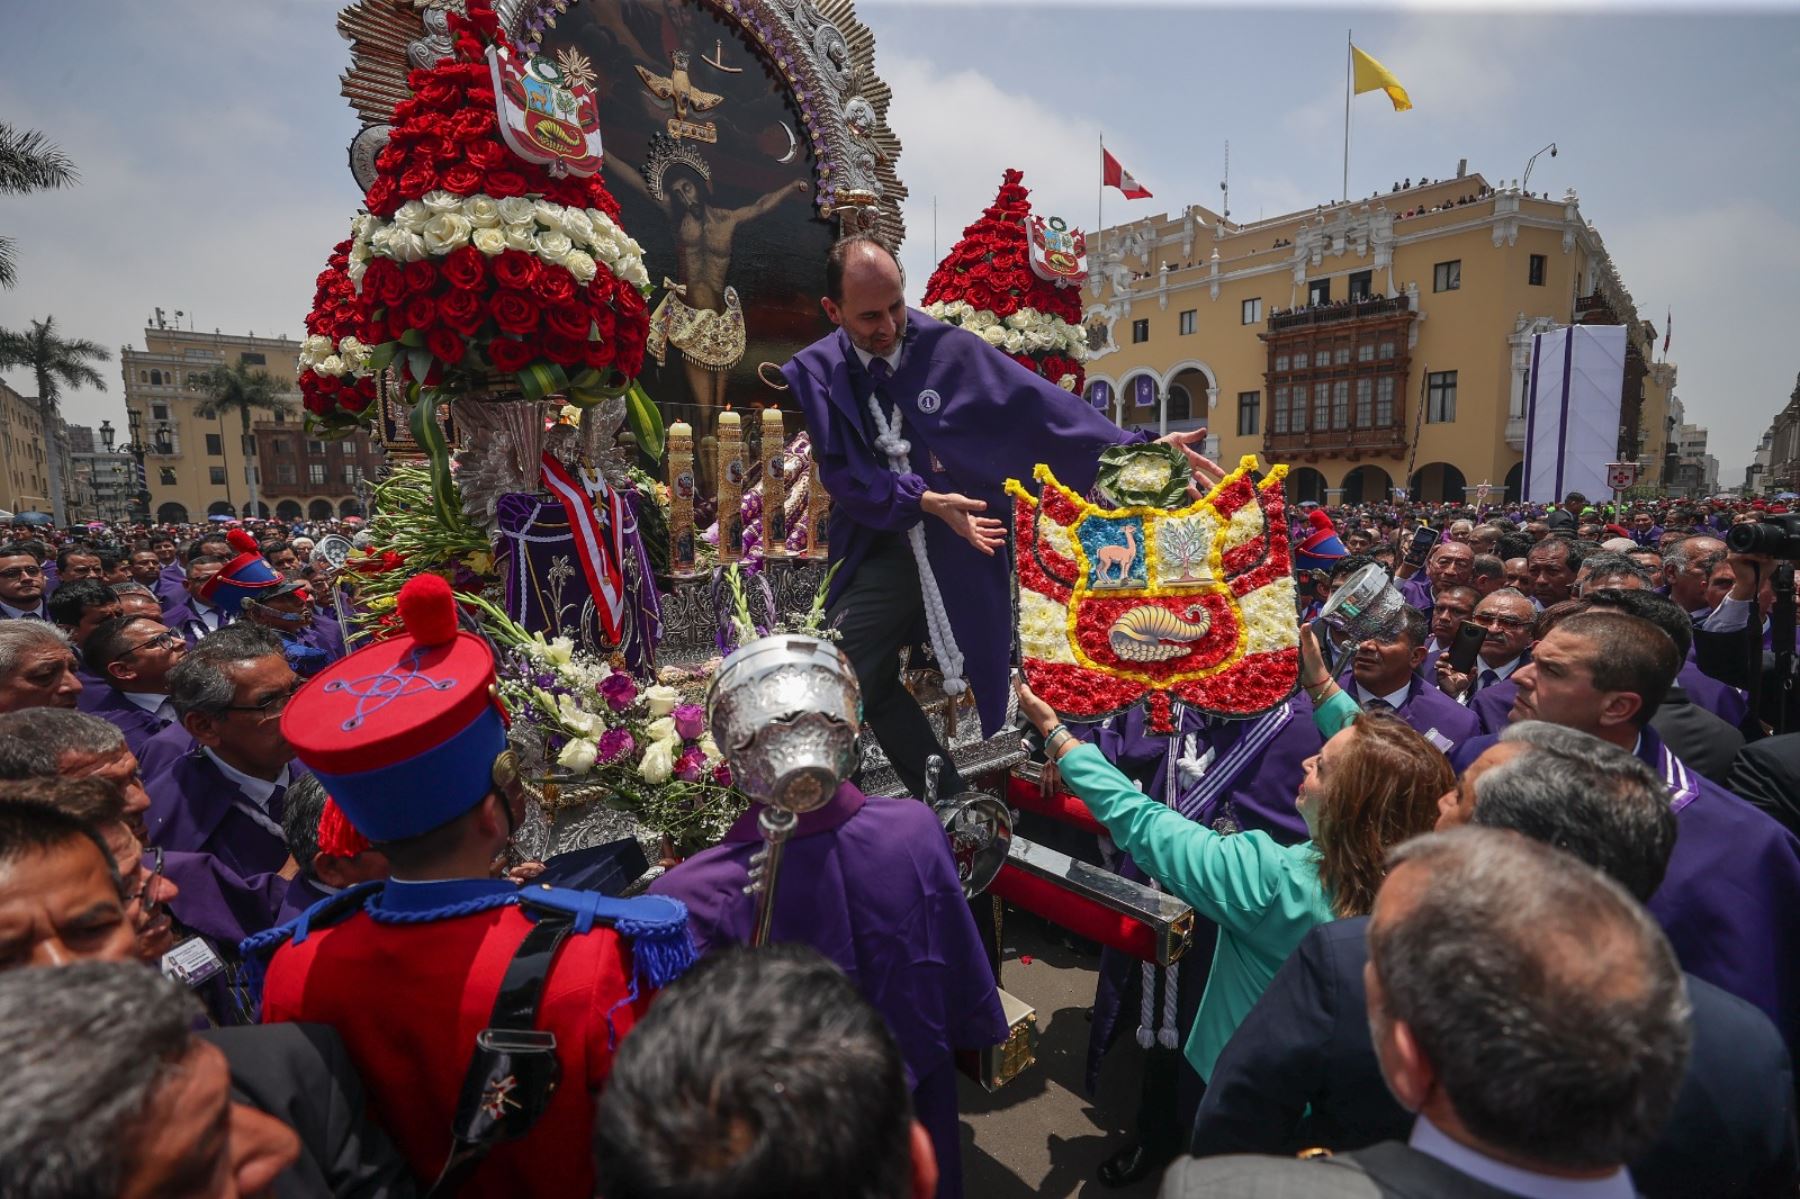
[137,722,197,781]
[1452,727,1800,1058]
[649,783,1006,1199]
[1336,669,1481,753]
[1470,678,1519,734]
[144,747,298,883]
[77,684,174,760]
[156,561,188,609]
[1678,659,1749,727]
[785,311,1138,736]
[164,849,291,942]
[1396,575,1435,613]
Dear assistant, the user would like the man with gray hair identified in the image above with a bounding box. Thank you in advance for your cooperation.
[0,621,81,713]
[1169,827,1696,1197]
[144,623,301,888]
[1190,723,1797,1197]
[1660,534,1727,617]
[0,960,416,1197]
[1576,551,1653,595]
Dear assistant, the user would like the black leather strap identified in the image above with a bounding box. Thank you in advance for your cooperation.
[426,907,574,1198]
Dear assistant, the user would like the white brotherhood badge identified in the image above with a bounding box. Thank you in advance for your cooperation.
[916,389,942,414]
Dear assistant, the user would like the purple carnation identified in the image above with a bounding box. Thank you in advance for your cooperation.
[596,727,635,765]
[599,672,638,712]
[673,703,706,742]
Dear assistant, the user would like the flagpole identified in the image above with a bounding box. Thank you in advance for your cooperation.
[1342,30,1352,202]
[1097,131,1105,259]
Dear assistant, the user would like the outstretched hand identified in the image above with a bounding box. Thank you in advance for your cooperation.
[1013,670,1060,736]
[1154,426,1228,497]
[924,490,1006,555]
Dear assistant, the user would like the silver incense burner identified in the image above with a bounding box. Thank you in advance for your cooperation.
[1318,563,1408,650]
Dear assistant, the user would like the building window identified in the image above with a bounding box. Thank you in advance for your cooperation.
[1433,260,1462,292]
[1333,344,1351,366]
[1378,341,1395,360]
[208,467,226,485]
[1358,342,1375,363]
[151,403,169,421]
[1348,270,1373,301]
[1376,378,1396,425]
[1528,254,1546,286]
[1294,351,1309,370]
[149,370,163,386]
[271,438,288,455]
[1178,309,1196,336]
[273,409,287,424]
[239,352,266,366]
[343,463,358,486]
[1275,353,1290,372]
[1236,391,1260,436]
[1331,380,1350,430]
[308,463,327,485]
[1131,319,1149,344]
[159,467,177,486]
[275,463,296,485]
[306,439,326,455]
[1313,382,1330,431]
[1242,297,1262,325]
[1272,386,1290,434]
[1308,278,1331,306]
[1427,370,1458,423]
[205,433,223,456]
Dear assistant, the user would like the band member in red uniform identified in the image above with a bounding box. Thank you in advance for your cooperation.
[243,573,693,1197]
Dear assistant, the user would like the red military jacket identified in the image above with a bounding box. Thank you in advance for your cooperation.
[259,878,673,1197]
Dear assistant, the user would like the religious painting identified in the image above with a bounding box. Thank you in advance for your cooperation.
[538,1,838,492]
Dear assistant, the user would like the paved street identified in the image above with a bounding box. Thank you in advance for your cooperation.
[957,911,1164,1199]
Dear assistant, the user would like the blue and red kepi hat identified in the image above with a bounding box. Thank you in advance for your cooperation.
[198,529,282,614]
[1294,508,1348,573]
[280,573,508,843]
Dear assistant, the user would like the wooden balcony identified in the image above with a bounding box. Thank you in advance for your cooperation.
[1266,293,1412,333]
[1263,423,1409,461]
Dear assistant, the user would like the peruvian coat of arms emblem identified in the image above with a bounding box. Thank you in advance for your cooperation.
[1026,215,1089,288]
[487,46,604,177]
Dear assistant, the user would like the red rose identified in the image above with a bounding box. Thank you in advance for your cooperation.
[492,250,539,291]
[532,265,576,306]
[440,163,482,194]
[414,112,452,138]
[365,178,399,216]
[491,290,540,336]
[425,327,467,365]
[582,339,616,369]
[398,166,437,200]
[313,373,341,395]
[404,294,439,329]
[487,337,536,373]
[540,333,583,364]
[439,289,485,335]
[402,259,437,294]
[463,140,505,170]
[417,79,458,108]
[451,110,496,142]
[588,304,616,340]
[441,245,486,291]
[544,305,591,341]
[484,170,528,198]
[365,259,405,304]
[340,387,374,414]
[465,86,497,108]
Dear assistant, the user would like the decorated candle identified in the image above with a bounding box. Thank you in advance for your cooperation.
[717,410,745,562]
[667,420,696,573]
[762,407,788,556]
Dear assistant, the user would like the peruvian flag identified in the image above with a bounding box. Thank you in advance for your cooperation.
[1663,308,1672,356]
[1103,148,1153,200]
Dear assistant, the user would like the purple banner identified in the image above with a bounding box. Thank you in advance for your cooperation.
[1087,380,1112,410]
[1132,375,1156,408]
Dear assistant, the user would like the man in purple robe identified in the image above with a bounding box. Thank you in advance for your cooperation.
[1446,610,1800,1059]
[648,632,1006,1199]
[1394,539,1474,614]
[1336,604,1479,754]
[783,235,1209,798]
[76,615,186,758]
[151,533,189,610]
[145,623,302,885]
[162,556,233,646]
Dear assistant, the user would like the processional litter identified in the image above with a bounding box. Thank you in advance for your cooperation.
[298,0,1308,1090]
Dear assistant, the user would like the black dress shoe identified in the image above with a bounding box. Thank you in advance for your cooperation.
[1097,1141,1169,1188]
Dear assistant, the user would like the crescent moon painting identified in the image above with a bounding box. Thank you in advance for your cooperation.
[776,120,799,164]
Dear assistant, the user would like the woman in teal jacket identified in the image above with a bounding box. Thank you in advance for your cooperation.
[1014,628,1451,1084]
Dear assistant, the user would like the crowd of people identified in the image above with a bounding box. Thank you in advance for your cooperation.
[1,242,1798,1197]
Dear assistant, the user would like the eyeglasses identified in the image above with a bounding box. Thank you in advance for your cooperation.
[0,565,44,580]
[223,682,303,718]
[120,629,183,657]
[1472,613,1535,630]
[130,845,166,919]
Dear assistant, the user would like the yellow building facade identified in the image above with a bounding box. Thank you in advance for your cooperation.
[0,379,51,517]
[1081,172,1668,505]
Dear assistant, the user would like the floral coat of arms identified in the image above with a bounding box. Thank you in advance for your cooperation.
[1008,454,1299,734]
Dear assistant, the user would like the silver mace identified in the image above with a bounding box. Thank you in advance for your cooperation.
[744,806,799,948]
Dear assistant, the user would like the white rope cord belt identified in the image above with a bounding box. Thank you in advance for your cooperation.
[866,392,968,695]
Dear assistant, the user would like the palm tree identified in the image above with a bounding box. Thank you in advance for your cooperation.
[0,316,110,525]
[1,124,79,289]
[193,359,295,519]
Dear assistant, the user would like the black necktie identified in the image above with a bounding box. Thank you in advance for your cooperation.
[1364,697,1393,712]
[1475,669,1499,694]
[266,783,286,824]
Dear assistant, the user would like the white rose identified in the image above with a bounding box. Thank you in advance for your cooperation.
[535,230,573,260]
[350,213,377,240]
[1003,330,1026,354]
[1058,374,1078,391]
[586,208,615,236]
[503,224,537,252]
[980,324,1007,346]
[301,335,332,360]
[422,212,472,255]
[497,196,537,226]
[388,229,428,262]
[347,259,368,289]
[339,335,367,360]
[965,310,995,331]
[625,260,650,289]
[924,302,945,319]
[644,684,679,717]
[349,241,371,264]
[698,734,721,761]
[645,715,677,745]
[463,196,502,228]
[557,737,598,773]
[532,199,567,231]
[562,249,598,284]
[561,208,595,244]
[638,739,675,783]
[1005,311,1032,331]
[471,226,507,257]
[393,201,430,233]
[588,234,619,266]
[422,189,462,214]
[317,354,346,377]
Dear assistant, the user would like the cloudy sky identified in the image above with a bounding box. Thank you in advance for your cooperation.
[3,1,1797,479]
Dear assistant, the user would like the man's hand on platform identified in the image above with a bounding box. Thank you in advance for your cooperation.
[1154,426,1227,498]
[923,490,1006,555]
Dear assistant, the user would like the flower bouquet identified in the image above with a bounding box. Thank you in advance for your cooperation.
[922,169,1088,393]
[297,238,378,434]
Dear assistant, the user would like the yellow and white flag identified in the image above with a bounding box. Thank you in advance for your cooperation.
[1352,45,1412,112]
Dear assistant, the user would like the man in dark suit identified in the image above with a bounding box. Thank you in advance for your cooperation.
[163,554,233,646]
[76,614,186,758]
[0,542,49,620]
[1431,587,1534,733]
[1163,827,1694,1198]
[1338,605,1478,755]
[1191,722,1798,1198]
[1727,732,1800,839]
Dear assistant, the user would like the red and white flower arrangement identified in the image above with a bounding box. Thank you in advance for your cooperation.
[922,169,1087,393]
[297,239,379,432]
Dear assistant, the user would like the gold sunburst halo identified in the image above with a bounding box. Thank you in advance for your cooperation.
[556,48,597,91]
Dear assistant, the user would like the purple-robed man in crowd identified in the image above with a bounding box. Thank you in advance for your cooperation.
[782,234,1213,800]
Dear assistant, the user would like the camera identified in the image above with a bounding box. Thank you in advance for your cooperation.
[1726,515,1800,560]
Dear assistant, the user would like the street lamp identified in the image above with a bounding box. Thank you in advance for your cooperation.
[1522,142,1558,194]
